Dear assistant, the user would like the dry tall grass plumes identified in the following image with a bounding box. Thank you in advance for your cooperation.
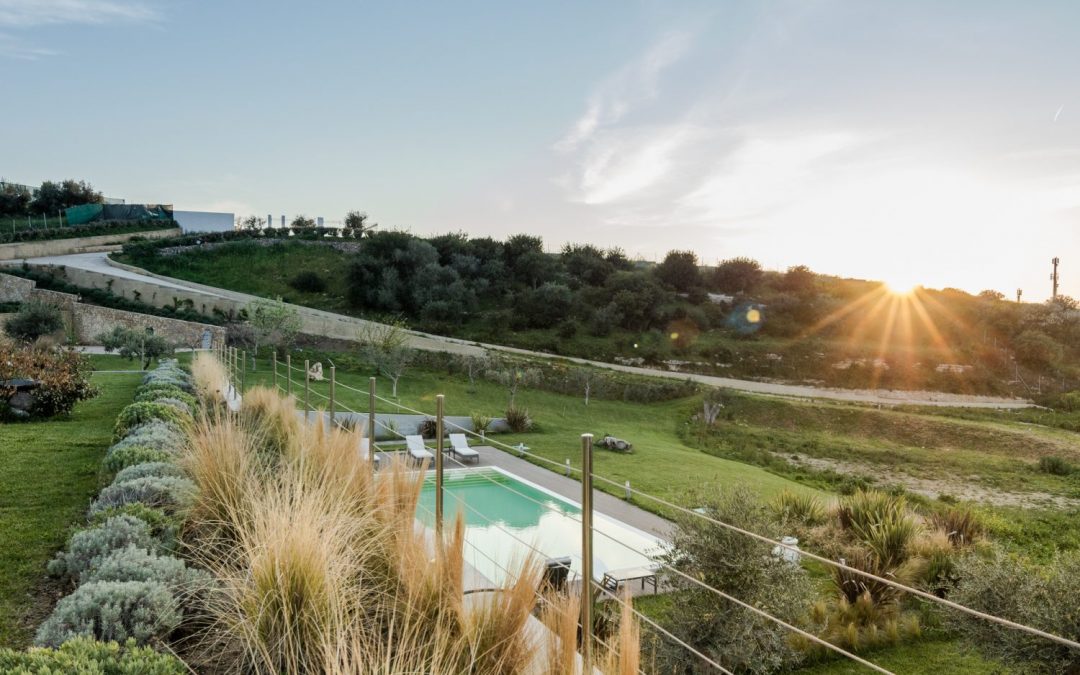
[177,373,636,674]
[191,352,230,405]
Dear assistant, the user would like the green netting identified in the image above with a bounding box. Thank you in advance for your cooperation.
[64,203,103,225]
[64,203,173,224]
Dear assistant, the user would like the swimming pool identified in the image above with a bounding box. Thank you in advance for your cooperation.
[416,468,663,586]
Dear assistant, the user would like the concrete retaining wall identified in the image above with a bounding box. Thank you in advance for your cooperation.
[0,228,180,260]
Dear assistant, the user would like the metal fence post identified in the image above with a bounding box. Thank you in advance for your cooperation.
[273,351,278,391]
[286,353,292,396]
[304,359,310,419]
[241,350,246,392]
[368,377,377,472]
[329,365,336,428]
[435,394,445,537]
[580,433,594,670]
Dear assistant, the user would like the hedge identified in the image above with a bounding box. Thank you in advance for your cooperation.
[0,220,178,245]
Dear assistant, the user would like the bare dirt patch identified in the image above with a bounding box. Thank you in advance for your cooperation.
[783,454,1080,509]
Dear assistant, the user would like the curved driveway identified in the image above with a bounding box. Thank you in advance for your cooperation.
[12,251,1033,409]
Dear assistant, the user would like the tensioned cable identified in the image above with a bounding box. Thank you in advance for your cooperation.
[589,581,734,675]
[585,522,893,674]
[413,501,636,674]
[271,361,1079,653]
[366,392,578,474]
[588,471,1080,651]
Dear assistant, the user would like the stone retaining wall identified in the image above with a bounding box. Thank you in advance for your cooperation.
[0,274,34,302]
[72,304,225,348]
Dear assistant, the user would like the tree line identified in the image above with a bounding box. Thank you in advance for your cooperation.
[0,179,104,216]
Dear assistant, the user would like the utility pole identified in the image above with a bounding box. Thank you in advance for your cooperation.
[1051,257,1060,300]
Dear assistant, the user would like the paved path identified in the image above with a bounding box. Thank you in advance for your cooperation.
[8,251,1034,409]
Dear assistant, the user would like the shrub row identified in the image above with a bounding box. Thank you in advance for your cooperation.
[28,361,202,668]
[0,220,177,245]
[410,350,701,403]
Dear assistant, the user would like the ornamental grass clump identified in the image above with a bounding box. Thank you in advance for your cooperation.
[191,351,230,405]
[90,476,197,516]
[180,369,640,674]
[35,580,182,648]
[47,515,158,582]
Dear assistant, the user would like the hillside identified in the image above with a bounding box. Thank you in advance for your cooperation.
[115,229,1080,399]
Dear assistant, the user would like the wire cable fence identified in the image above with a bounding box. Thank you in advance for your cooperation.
[229,349,1080,671]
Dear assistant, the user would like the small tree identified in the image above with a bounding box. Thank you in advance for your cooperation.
[491,362,540,407]
[359,320,414,397]
[344,210,378,238]
[236,215,262,231]
[712,257,763,293]
[655,250,702,292]
[4,302,64,342]
[290,215,316,228]
[245,297,302,369]
[97,326,172,369]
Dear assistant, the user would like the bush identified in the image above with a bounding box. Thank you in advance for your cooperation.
[114,402,188,440]
[1038,456,1073,476]
[89,504,183,552]
[113,462,187,485]
[104,445,175,474]
[140,360,193,392]
[3,301,64,342]
[0,339,97,418]
[504,406,532,433]
[0,219,176,245]
[0,637,186,673]
[110,419,186,454]
[658,487,814,673]
[81,545,210,593]
[90,476,197,515]
[949,549,1080,672]
[47,515,158,581]
[35,580,182,648]
[133,384,197,409]
[154,396,193,416]
[288,270,327,293]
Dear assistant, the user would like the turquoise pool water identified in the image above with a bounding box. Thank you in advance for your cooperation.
[416,469,662,585]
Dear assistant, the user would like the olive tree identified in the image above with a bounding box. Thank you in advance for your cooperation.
[97,326,172,369]
[245,297,301,369]
[358,320,413,397]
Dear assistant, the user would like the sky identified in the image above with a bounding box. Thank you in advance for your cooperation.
[2,0,1078,301]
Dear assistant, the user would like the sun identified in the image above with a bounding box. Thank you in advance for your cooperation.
[882,275,921,296]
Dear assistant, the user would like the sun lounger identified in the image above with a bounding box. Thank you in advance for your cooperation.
[406,435,434,464]
[448,433,480,464]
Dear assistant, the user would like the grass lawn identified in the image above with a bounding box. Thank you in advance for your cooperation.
[236,349,821,515]
[0,368,141,648]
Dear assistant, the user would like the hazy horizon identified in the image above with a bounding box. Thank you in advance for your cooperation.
[2,0,1077,300]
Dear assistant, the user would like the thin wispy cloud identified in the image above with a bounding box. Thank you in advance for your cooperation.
[0,0,157,28]
[0,0,158,58]
[555,30,693,152]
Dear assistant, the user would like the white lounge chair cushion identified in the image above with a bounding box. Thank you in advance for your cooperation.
[449,433,479,457]
[406,435,434,460]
